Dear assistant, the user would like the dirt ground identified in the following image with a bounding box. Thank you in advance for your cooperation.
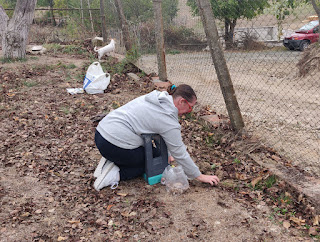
[1,52,319,241]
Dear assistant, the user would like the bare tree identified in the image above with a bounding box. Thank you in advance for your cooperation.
[49,0,56,26]
[153,0,167,81]
[87,0,95,32]
[114,0,132,51]
[0,6,9,46]
[196,0,244,132]
[100,0,108,41]
[0,0,37,59]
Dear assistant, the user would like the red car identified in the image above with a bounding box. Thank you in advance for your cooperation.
[283,20,319,51]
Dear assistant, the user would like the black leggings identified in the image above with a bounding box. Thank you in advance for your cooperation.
[95,130,145,181]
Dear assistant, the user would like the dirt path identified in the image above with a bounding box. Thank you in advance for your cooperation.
[136,50,320,177]
[0,54,318,241]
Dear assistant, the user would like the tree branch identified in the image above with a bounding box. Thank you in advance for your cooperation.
[311,0,320,17]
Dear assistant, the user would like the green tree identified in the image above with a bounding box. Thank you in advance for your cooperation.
[121,0,178,24]
[187,0,269,49]
[268,0,301,40]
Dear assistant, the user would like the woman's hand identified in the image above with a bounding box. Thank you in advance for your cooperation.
[196,174,220,186]
[168,156,175,164]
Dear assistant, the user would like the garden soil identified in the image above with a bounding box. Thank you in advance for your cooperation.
[1,53,319,241]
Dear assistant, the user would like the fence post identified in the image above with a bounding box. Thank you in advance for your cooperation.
[114,0,132,51]
[99,0,107,41]
[196,0,244,132]
[152,0,167,81]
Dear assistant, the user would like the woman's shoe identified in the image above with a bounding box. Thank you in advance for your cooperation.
[94,157,111,178]
[94,162,120,191]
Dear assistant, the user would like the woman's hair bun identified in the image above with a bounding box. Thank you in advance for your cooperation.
[167,84,176,94]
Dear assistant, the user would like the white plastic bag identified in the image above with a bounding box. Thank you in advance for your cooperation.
[161,165,189,194]
[83,62,110,94]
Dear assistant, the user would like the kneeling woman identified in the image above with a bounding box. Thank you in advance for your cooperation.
[94,84,220,190]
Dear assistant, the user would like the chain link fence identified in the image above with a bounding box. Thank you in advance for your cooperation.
[135,0,320,176]
[3,1,319,176]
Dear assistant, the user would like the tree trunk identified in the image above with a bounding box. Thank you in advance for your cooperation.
[80,0,84,25]
[196,0,244,132]
[2,0,37,59]
[99,0,107,41]
[224,19,236,49]
[87,0,95,33]
[0,6,9,46]
[49,0,56,26]
[114,0,133,51]
[311,0,320,43]
[153,0,167,81]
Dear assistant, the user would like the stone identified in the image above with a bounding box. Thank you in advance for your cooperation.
[127,73,140,82]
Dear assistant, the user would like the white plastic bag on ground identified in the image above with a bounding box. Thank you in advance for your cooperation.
[161,165,189,194]
[83,62,110,94]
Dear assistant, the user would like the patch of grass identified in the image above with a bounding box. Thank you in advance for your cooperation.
[32,64,56,72]
[312,234,320,239]
[205,133,216,146]
[125,44,141,62]
[44,43,62,54]
[264,175,277,188]
[62,45,85,55]
[167,49,181,55]
[278,192,292,205]
[61,63,77,69]
[233,158,241,164]
[137,71,146,77]
[60,107,71,115]
[253,175,277,191]
[23,81,37,87]
[1,57,27,64]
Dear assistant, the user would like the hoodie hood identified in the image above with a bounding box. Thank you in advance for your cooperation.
[145,90,178,117]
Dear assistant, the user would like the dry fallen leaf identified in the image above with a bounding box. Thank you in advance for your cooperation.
[21,212,30,217]
[308,227,318,236]
[283,220,291,229]
[117,193,127,197]
[68,220,80,224]
[290,217,306,226]
[313,215,319,226]
[107,204,113,210]
[236,173,247,180]
[57,236,67,241]
[251,176,262,187]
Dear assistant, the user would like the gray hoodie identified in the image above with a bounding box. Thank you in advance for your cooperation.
[96,90,201,179]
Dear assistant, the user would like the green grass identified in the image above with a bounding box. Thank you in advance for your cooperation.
[60,107,71,115]
[233,158,241,164]
[252,175,277,191]
[23,81,37,87]
[1,57,27,64]
[167,49,181,55]
[62,45,85,55]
